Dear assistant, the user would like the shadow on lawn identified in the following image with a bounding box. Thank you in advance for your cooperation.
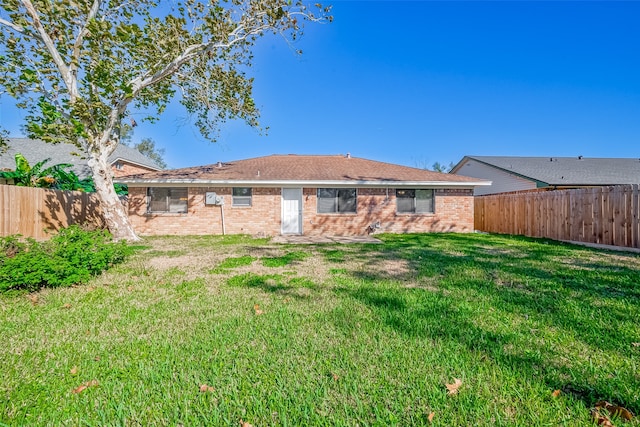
[344,234,640,345]
[226,273,316,299]
[331,233,640,413]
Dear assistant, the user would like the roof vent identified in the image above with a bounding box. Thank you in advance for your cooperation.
[578,155,583,160]
[216,161,222,168]
[550,157,553,162]
[346,152,351,159]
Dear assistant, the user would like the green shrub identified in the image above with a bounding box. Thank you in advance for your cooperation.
[0,225,131,292]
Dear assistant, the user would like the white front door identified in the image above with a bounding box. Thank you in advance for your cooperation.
[281,188,303,234]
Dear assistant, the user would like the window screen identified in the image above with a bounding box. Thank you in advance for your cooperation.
[147,187,188,213]
[232,187,252,207]
[317,188,356,213]
[396,189,434,214]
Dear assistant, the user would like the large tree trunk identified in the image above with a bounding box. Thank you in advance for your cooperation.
[87,147,140,241]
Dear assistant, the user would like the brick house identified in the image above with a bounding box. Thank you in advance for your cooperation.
[0,138,162,179]
[116,154,490,236]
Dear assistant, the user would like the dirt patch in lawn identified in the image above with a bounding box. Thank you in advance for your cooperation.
[135,237,434,287]
[211,248,335,284]
[360,257,413,280]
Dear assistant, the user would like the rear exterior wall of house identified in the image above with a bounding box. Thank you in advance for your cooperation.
[127,187,474,236]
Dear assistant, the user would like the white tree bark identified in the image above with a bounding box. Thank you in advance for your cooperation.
[86,141,140,241]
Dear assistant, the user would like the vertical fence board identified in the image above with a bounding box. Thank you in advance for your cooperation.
[592,188,600,244]
[570,191,581,242]
[613,187,623,247]
[602,187,611,245]
[631,184,640,248]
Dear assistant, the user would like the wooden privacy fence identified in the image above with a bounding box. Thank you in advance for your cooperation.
[475,185,640,249]
[0,184,105,240]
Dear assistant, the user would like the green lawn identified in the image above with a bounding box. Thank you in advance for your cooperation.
[1,233,639,426]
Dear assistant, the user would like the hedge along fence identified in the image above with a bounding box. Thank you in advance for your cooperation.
[475,185,640,249]
[0,184,106,239]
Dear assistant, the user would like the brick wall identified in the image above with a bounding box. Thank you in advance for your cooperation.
[112,161,158,177]
[127,186,474,236]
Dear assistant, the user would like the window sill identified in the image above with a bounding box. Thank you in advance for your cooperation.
[145,212,188,216]
[231,205,252,209]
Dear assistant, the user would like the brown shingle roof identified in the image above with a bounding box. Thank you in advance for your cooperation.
[117,154,488,186]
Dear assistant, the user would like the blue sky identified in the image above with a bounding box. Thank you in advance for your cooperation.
[2,1,639,169]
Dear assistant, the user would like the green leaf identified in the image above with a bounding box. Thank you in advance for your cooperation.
[14,153,31,175]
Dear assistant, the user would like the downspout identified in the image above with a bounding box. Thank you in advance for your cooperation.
[220,204,226,235]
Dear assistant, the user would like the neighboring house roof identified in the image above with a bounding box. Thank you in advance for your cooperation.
[451,155,640,186]
[0,138,162,178]
[117,154,491,187]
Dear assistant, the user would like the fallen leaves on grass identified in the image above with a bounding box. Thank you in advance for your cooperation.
[27,294,39,305]
[71,380,98,394]
[591,401,634,426]
[240,420,253,427]
[199,384,215,393]
[632,342,640,348]
[62,303,72,309]
[552,389,561,398]
[596,401,633,420]
[428,412,435,423]
[70,366,78,375]
[331,372,339,381]
[253,304,264,315]
[591,408,615,427]
[445,378,462,395]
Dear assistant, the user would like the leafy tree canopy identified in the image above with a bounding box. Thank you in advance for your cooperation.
[133,137,167,169]
[0,0,330,239]
[432,161,455,173]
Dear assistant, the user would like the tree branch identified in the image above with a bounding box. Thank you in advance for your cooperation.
[98,7,325,154]
[22,55,71,120]
[70,0,102,75]
[19,0,76,100]
[130,19,270,95]
[0,16,41,41]
[97,18,266,151]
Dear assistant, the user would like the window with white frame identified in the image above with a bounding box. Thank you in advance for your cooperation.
[232,187,252,206]
[147,187,188,213]
[396,189,434,214]
[317,188,357,213]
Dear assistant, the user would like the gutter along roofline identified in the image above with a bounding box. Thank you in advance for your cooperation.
[116,178,492,188]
